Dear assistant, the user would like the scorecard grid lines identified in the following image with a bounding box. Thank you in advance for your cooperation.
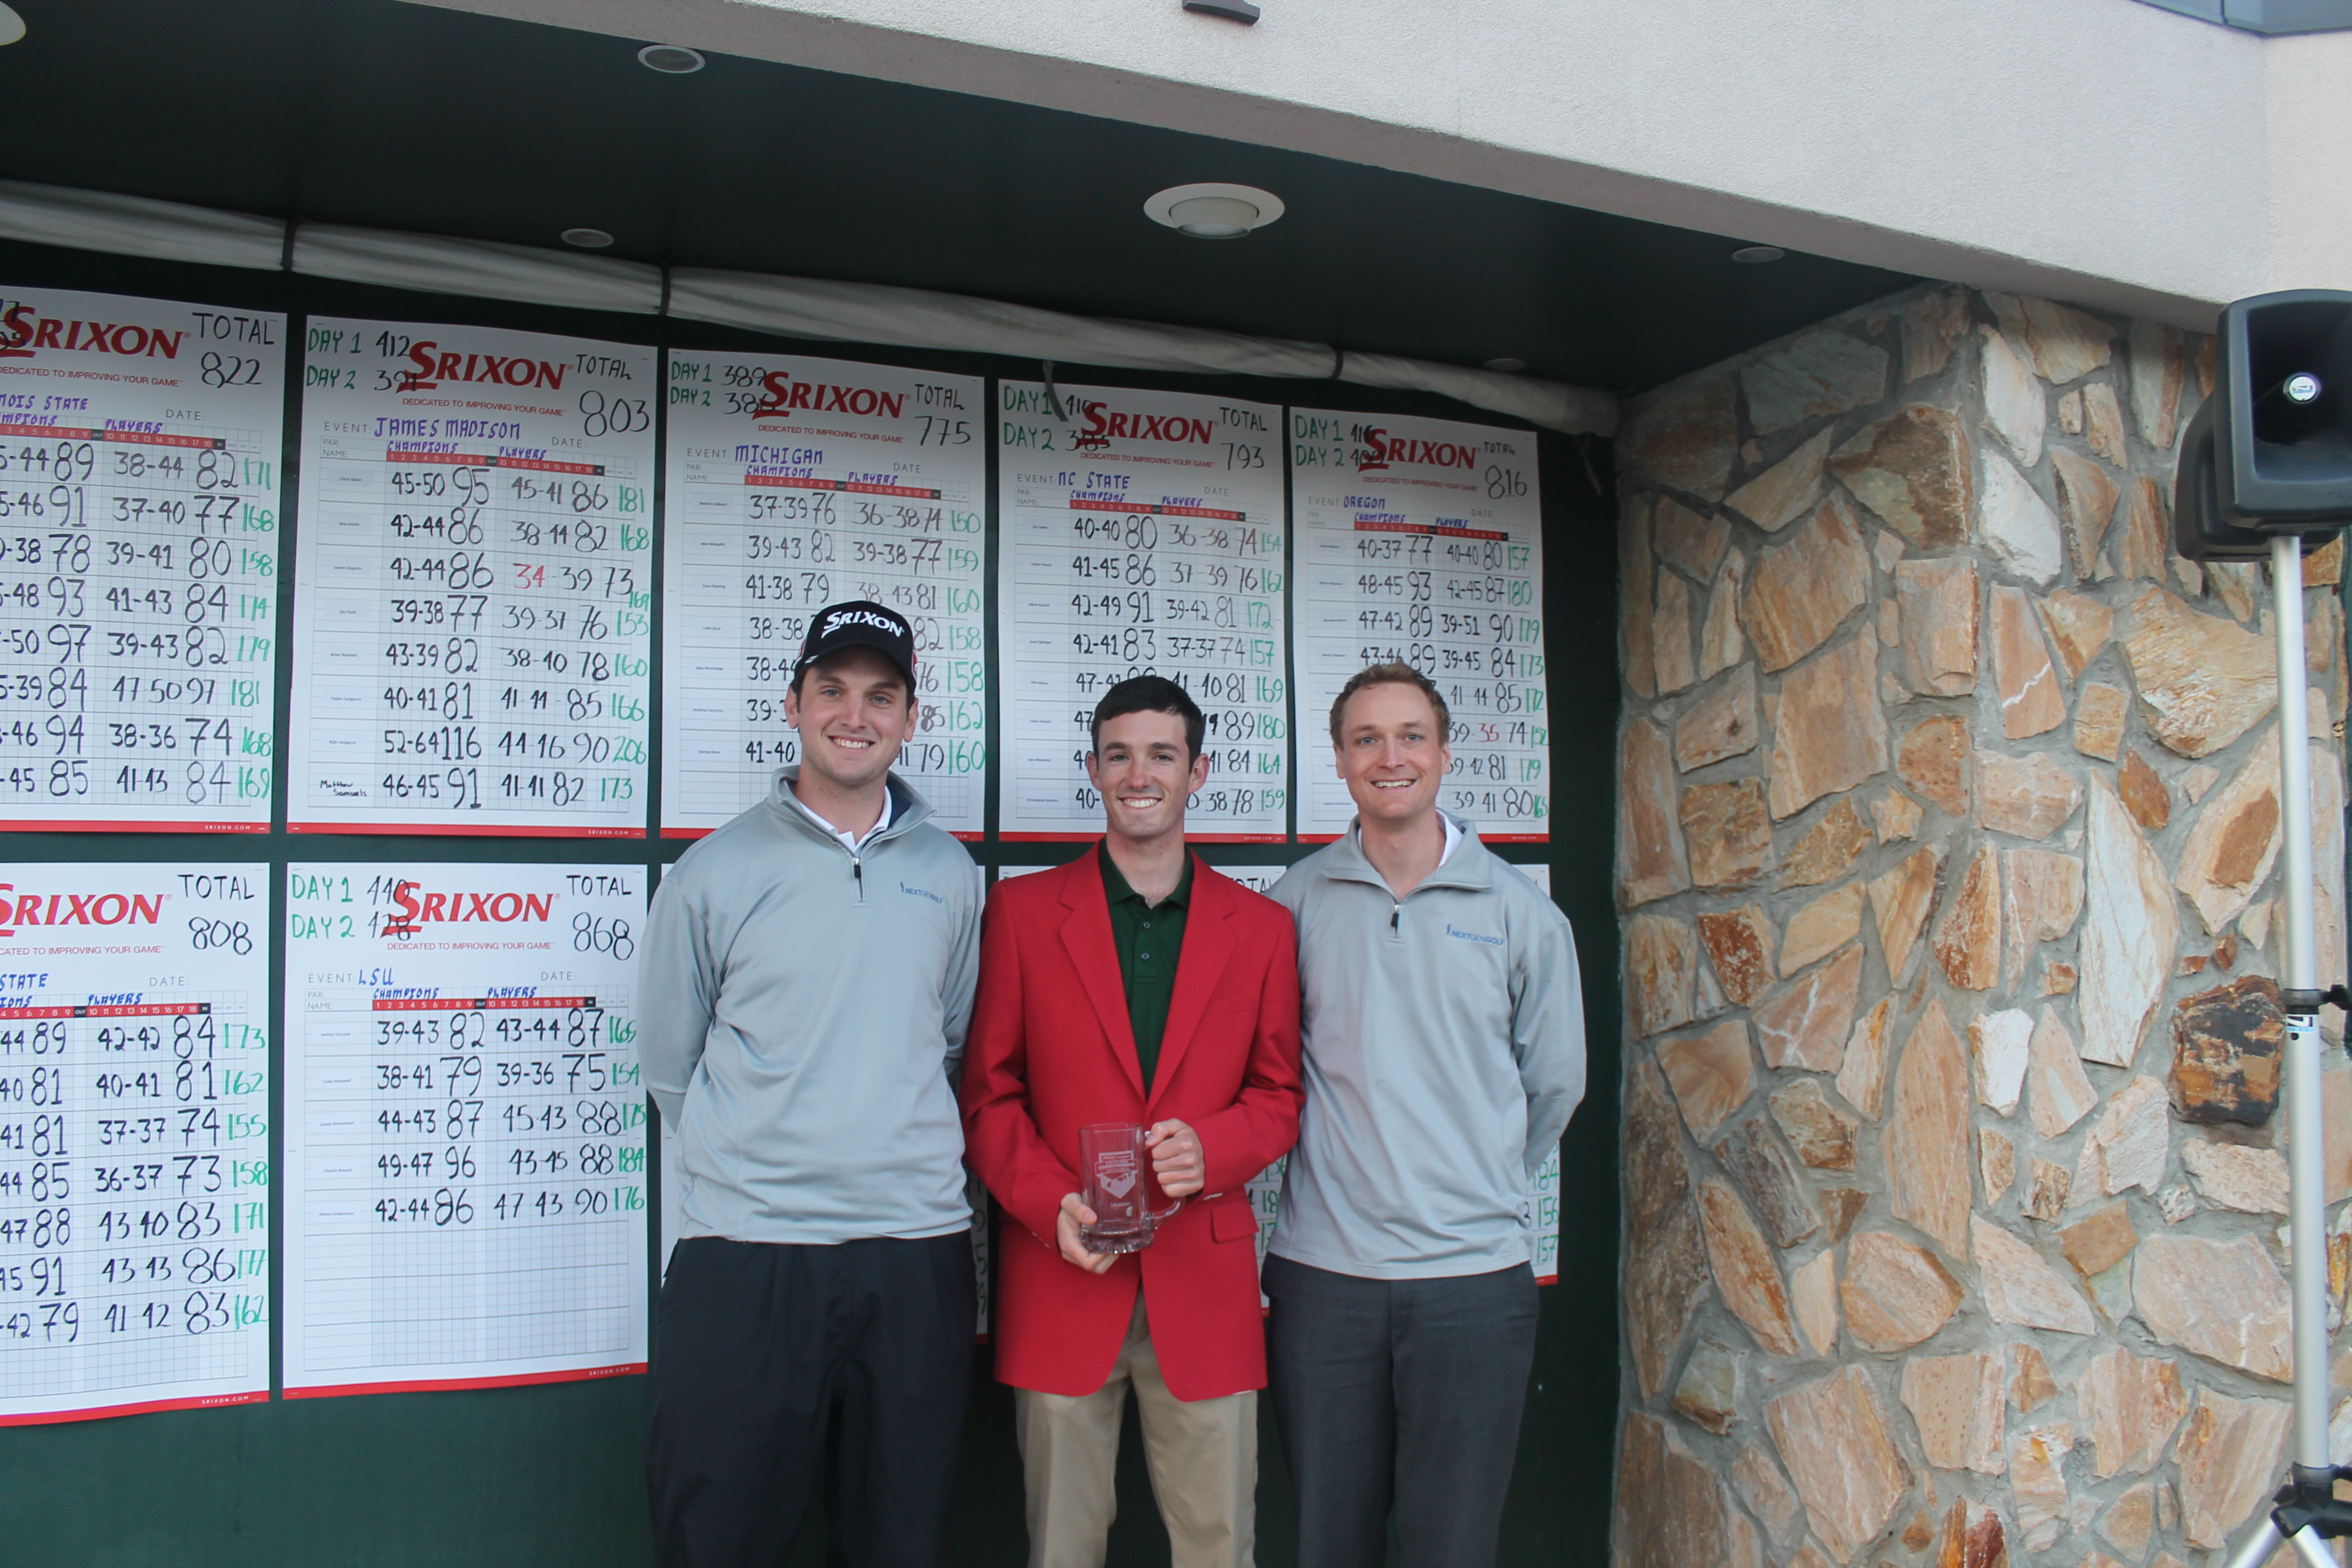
[0,863,273,1427]
[282,865,647,1398]
[286,320,656,838]
[661,353,988,839]
[0,286,285,835]
[0,291,1563,1436]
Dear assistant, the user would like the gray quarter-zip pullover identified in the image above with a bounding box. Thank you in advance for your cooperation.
[640,767,983,1245]
[1268,814,1585,1278]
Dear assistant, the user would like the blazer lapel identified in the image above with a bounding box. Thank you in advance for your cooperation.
[1058,852,1147,1099]
[1147,861,1238,1110]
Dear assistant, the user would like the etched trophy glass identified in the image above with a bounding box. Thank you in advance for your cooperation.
[1079,1123,1183,1254]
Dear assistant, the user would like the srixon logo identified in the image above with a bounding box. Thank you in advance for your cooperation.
[0,302,187,363]
[398,342,567,393]
[0,886,165,937]
[1354,427,1480,474]
[1074,400,1213,453]
[382,882,556,937]
[748,371,906,421]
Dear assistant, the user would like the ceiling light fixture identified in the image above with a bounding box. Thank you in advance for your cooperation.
[0,5,25,46]
[1483,357,1528,374]
[1732,244,1787,264]
[562,228,615,249]
[637,43,705,74]
[1145,183,1284,239]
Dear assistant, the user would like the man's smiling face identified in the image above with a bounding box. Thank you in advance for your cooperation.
[1087,708,1206,847]
[1336,679,1450,827]
[783,647,917,793]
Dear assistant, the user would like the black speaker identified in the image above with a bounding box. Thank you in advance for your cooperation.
[2173,289,2352,562]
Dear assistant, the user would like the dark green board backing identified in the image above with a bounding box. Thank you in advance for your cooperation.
[0,238,1623,1568]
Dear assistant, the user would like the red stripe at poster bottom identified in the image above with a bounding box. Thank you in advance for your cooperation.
[1297,833,1549,844]
[288,821,646,839]
[0,819,266,834]
[0,1387,265,1427]
[662,827,986,843]
[998,832,1283,844]
[282,1362,646,1400]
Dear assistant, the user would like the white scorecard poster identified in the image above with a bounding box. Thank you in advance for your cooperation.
[0,286,284,832]
[0,864,271,1424]
[997,383,1288,842]
[283,863,647,1397]
[1517,861,1561,1283]
[288,320,655,836]
[662,353,987,838]
[1291,409,1548,842]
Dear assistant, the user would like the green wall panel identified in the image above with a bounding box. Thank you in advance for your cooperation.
[0,238,1621,1567]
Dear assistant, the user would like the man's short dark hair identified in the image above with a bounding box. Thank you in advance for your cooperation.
[1091,676,1205,761]
[1329,662,1451,749]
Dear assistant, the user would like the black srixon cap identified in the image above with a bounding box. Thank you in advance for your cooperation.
[796,600,917,688]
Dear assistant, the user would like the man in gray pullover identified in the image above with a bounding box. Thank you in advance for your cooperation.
[640,601,983,1568]
[1266,662,1586,1568]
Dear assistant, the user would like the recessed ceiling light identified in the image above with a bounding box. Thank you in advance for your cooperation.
[1732,244,1787,264]
[562,228,615,249]
[1145,183,1284,239]
[1483,358,1528,374]
[638,43,705,74]
[0,5,25,46]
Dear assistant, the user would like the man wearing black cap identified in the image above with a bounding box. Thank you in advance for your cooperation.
[642,601,986,1568]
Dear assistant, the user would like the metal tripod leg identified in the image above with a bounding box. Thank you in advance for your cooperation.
[2228,1516,2342,1568]
[2230,536,2351,1568]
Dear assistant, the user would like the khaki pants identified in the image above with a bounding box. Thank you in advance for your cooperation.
[1014,1294,1256,1568]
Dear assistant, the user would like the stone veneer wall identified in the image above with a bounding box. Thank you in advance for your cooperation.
[1609,284,2352,1568]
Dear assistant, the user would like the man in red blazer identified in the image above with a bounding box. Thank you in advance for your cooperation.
[963,675,1303,1568]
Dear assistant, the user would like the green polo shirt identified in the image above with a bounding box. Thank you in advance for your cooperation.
[1099,843,1192,1091]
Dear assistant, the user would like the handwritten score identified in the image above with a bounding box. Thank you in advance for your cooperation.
[997,383,1287,841]
[662,353,986,837]
[0,865,270,1423]
[1290,409,1548,841]
[0,285,284,831]
[288,320,654,836]
[282,863,646,1396]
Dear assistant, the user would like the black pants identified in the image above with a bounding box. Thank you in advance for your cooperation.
[648,1232,977,1568]
[1263,1256,1538,1568]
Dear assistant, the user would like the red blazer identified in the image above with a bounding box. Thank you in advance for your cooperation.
[961,850,1303,1401]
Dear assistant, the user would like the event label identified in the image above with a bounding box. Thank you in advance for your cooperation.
[0,864,271,1424]
[282,863,647,1396]
[1291,409,1548,840]
[288,320,655,835]
[997,383,1287,841]
[0,285,284,831]
[661,353,985,837]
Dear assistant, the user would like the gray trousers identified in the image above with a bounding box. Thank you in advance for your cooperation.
[1262,1256,1539,1568]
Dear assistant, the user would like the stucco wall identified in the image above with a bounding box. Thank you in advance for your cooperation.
[422,0,2351,326]
[1610,284,2349,1567]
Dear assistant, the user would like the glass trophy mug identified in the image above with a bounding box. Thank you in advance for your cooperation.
[1079,1123,1184,1254]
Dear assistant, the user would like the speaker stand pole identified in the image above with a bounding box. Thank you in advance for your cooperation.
[2224,535,2349,1568]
